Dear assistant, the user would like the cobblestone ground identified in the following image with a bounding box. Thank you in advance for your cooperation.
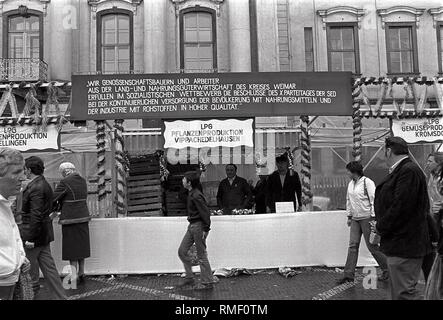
[35,267,426,300]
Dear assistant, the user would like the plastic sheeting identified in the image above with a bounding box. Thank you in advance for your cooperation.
[50,211,377,275]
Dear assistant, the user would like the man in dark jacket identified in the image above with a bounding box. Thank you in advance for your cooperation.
[20,156,66,300]
[374,137,430,300]
[177,171,214,290]
[216,164,252,215]
[266,154,302,213]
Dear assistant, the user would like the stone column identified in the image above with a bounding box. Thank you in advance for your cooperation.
[144,0,167,73]
[49,0,73,80]
[228,0,251,72]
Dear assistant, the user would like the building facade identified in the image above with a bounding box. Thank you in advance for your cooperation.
[0,0,441,212]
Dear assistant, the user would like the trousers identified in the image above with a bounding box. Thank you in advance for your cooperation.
[386,256,423,300]
[25,244,67,300]
[178,222,213,284]
[344,218,388,279]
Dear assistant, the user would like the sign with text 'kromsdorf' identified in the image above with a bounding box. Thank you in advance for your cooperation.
[71,72,352,120]
[391,118,443,143]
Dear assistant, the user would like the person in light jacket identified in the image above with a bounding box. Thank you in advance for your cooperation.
[53,162,91,287]
[336,161,388,285]
[0,148,30,300]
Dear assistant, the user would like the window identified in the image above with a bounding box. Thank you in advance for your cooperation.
[97,10,133,74]
[304,27,314,72]
[438,22,443,74]
[385,23,418,75]
[180,8,217,71]
[326,24,360,74]
[4,12,43,60]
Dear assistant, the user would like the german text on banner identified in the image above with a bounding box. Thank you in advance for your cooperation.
[0,125,60,152]
[391,118,443,143]
[164,119,254,149]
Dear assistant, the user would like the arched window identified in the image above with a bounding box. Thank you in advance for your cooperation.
[3,10,43,60]
[97,9,133,74]
[180,8,217,72]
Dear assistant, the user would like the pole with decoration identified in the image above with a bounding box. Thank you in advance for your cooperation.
[96,120,107,217]
[352,78,362,162]
[114,119,127,217]
[300,115,313,211]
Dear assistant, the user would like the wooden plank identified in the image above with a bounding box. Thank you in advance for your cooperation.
[128,191,161,200]
[128,197,161,206]
[128,211,162,217]
[128,185,161,193]
[129,163,159,169]
[128,180,161,188]
[127,203,162,212]
[128,174,160,181]
[167,203,186,209]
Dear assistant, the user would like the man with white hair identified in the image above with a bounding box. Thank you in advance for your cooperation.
[53,162,91,287]
[0,147,30,300]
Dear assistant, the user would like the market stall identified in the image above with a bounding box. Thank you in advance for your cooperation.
[50,211,377,275]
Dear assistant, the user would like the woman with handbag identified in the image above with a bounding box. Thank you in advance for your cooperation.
[336,161,388,285]
[53,162,91,288]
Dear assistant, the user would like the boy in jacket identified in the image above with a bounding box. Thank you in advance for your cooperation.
[177,171,214,290]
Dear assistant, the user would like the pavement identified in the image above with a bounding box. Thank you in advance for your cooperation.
[34,267,427,300]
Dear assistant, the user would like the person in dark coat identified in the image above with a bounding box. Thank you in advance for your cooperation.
[253,174,268,214]
[216,164,252,215]
[266,154,302,213]
[20,156,66,299]
[374,137,430,300]
[53,162,91,287]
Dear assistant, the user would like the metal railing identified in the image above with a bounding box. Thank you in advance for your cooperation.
[0,58,48,82]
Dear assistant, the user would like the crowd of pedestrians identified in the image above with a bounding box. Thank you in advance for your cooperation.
[0,148,91,300]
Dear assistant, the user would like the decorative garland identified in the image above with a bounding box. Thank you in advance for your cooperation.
[353,76,443,118]
[0,85,19,118]
[42,82,61,130]
[352,81,362,162]
[22,84,41,132]
[114,119,126,217]
[231,209,254,215]
[255,152,267,176]
[284,146,295,176]
[300,115,313,207]
[156,150,170,182]
[96,121,107,217]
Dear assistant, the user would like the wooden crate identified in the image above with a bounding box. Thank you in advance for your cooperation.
[127,154,163,216]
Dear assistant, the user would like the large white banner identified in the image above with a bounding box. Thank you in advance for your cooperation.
[163,119,254,149]
[0,124,59,152]
[391,118,443,143]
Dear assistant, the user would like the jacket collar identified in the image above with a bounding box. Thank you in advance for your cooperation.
[378,158,411,187]
[24,175,44,191]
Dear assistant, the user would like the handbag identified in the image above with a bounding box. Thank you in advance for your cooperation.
[363,178,380,245]
[424,253,442,300]
[12,264,34,300]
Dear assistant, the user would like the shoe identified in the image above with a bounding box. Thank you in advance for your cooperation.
[176,278,195,288]
[194,283,214,290]
[336,277,354,285]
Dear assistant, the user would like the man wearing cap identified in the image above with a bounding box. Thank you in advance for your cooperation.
[374,136,430,300]
[53,162,91,288]
[266,154,302,213]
